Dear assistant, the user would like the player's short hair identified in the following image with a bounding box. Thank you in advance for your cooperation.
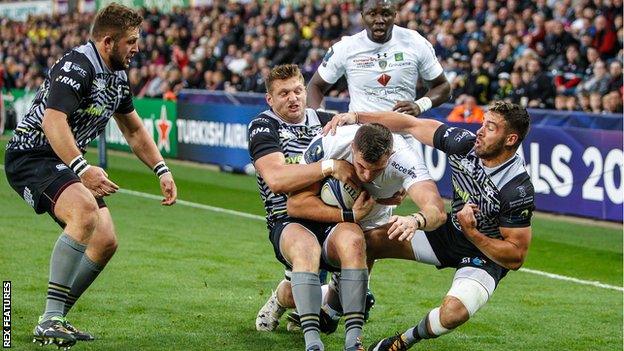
[91,3,143,41]
[489,101,531,148]
[354,123,393,163]
[265,64,304,93]
[361,0,398,12]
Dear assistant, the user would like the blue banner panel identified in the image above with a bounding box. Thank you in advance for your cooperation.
[177,94,265,172]
[411,123,623,222]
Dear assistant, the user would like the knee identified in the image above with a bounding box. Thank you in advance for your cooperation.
[70,201,100,235]
[439,296,470,329]
[289,240,321,270]
[337,232,366,260]
[101,233,118,257]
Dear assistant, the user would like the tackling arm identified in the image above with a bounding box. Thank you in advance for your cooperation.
[287,183,374,223]
[405,180,446,231]
[306,72,333,109]
[462,225,532,271]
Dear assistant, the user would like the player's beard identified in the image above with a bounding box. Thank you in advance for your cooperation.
[475,136,506,160]
[109,43,128,71]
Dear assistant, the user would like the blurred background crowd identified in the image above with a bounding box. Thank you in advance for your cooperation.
[0,0,622,114]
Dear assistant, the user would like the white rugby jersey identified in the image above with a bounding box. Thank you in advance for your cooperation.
[317,25,443,112]
[302,125,432,230]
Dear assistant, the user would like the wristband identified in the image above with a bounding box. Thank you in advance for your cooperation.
[69,155,90,177]
[411,212,427,229]
[342,209,355,223]
[321,159,335,177]
[153,161,171,179]
[414,97,433,114]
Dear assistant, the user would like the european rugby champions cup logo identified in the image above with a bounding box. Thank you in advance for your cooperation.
[156,105,172,153]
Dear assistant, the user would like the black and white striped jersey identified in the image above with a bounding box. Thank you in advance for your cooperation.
[248,109,333,228]
[433,124,535,239]
[6,40,134,152]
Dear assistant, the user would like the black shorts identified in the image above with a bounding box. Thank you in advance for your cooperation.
[425,216,508,287]
[269,218,338,272]
[4,147,106,227]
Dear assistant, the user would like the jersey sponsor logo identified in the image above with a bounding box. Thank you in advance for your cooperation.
[279,129,297,140]
[391,161,418,179]
[376,52,388,69]
[460,257,487,266]
[83,104,104,117]
[353,57,376,69]
[56,75,81,90]
[61,61,72,73]
[249,126,270,139]
[304,138,324,163]
[55,164,68,171]
[377,73,391,86]
[322,47,335,67]
[285,154,303,165]
[23,187,34,207]
[454,130,471,142]
[517,185,527,198]
[394,52,404,61]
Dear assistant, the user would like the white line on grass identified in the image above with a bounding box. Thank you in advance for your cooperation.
[0,160,620,293]
[118,189,623,293]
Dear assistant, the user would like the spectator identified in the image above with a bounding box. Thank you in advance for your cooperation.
[447,95,485,123]
[554,45,586,95]
[493,72,513,100]
[463,52,491,105]
[578,60,611,95]
[607,60,623,92]
[590,15,618,58]
[602,91,623,113]
[589,92,603,113]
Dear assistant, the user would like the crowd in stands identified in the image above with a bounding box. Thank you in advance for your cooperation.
[0,0,622,114]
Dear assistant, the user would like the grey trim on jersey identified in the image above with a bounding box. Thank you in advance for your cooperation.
[453,266,496,297]
[75,41,128,80]
[410,230,442,266]
[481,154,526,189]
[261,108,322,127]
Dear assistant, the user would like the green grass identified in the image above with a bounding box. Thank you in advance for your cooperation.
[0,144,622,350]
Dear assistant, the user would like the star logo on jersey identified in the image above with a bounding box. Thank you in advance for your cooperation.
[394,52,404,61]
[156,105,172,153]
[377,73,391,86]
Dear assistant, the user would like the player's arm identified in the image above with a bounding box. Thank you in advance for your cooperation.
[249,119,357,194]
[287,184,375,223]
[386,181,446,241]
[393,73,452,116]
[307,72,333,109]
[458,203,532,270]
[307,43,345,109]
[114,110,177,205]
[42,56,118,197]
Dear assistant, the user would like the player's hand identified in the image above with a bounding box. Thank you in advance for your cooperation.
[376,189,406,206]
[331,159,360,189]
[457,203,479,232]
[387,215,418,241]
[80,166,119,198]
[393,101,422,117]
[159,172,177,206]
[322,112,358,136]
[353,190,375,222]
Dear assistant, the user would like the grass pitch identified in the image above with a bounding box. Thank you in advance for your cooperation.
[0,144,621,350]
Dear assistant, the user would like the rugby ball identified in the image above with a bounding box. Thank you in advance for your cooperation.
[320,178,360,209]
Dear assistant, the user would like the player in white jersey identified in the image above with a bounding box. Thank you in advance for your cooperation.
[285,123,447,333]
[307,0,451,118]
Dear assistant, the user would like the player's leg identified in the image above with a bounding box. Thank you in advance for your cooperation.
[256,276,293,331]
[35,181,100,348]
[280,223,324,351]
[324,223,368,350]
[62,206,117,341]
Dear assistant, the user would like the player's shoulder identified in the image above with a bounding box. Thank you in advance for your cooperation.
[249,111,280,129]
[333,30,367,51]
[498,157,534,203]
[50,49,94,78]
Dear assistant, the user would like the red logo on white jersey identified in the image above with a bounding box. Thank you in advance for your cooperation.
[377,74,391,86]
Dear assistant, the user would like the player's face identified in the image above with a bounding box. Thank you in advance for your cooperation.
[266,76,306,123]
[110,27,140,70]
[475,111,515,160]
[352,148,390,183]
[361,1,396,43]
